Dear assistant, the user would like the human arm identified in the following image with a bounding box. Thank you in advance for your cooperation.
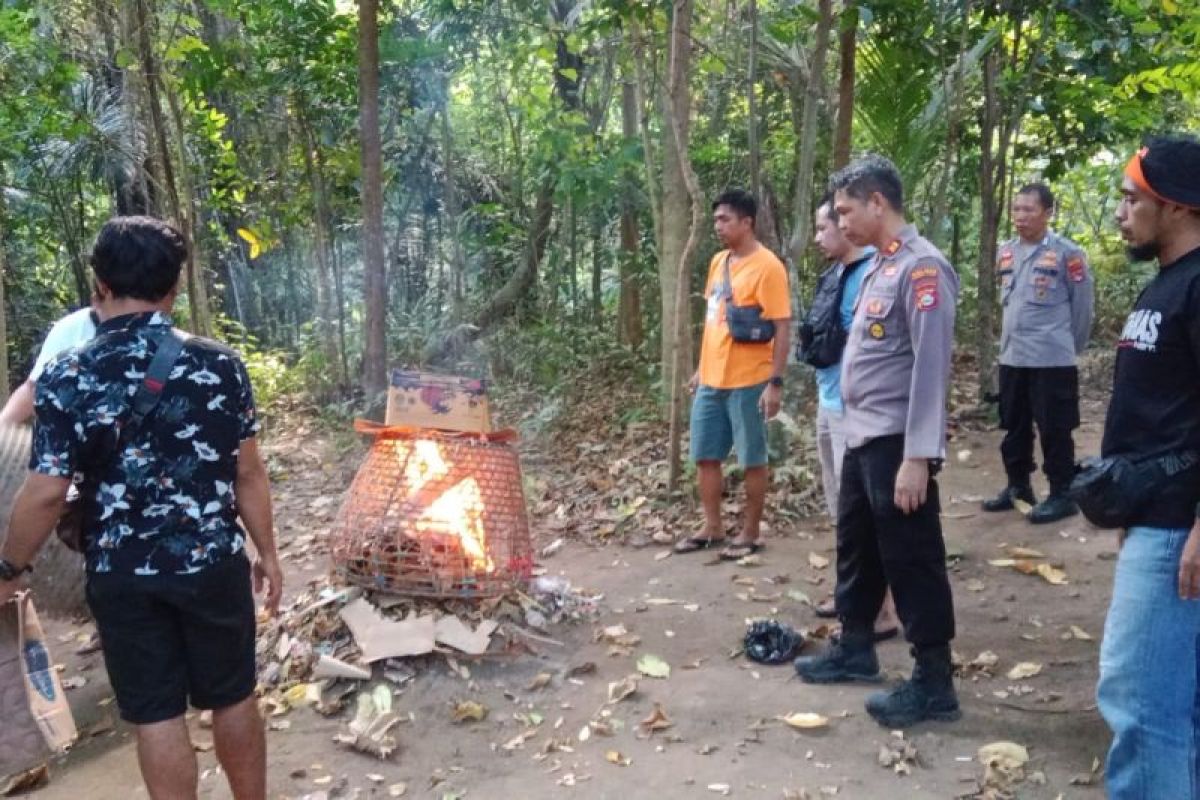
[235,437,281,615]
[0,474,70,605]
[0,381,36,426]
[758,323,790,419]
[1066,249,1095,355]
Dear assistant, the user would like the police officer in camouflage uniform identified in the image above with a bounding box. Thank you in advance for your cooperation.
[983,183,1094,524]
[795,154,960,729]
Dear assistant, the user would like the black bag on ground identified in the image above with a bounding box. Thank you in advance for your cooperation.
[797,263,849,368]
[722,255,776,344]
[1068,450,1200,529]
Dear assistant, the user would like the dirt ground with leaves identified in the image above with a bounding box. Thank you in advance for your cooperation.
[21,371,1120,800]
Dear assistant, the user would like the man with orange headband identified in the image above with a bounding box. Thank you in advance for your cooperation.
[982,183,1093,524]
[1097,134,1200,799]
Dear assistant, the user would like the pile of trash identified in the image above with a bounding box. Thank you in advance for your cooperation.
[253,574,601,759]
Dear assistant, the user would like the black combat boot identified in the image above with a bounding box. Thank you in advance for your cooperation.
[794,626,881,684]
[981,484,1036,512]
[865,644,961,728]
[1029,493,1079,524]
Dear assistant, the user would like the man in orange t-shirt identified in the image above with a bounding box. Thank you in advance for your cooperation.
[674,189,791,560]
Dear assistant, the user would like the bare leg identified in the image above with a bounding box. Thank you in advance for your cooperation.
[876,589,899,633]
[135,715,198,800]
[695,460,726,540]
[735,465,768,544]
[212,696,267,800]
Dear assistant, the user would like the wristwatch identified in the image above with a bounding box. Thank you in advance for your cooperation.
[769,376,784,388]
[0,559,31,581]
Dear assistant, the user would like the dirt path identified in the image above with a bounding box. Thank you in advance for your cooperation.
[27,410,1117,800]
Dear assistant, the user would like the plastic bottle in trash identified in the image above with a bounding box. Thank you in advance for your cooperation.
[23,639,57,701]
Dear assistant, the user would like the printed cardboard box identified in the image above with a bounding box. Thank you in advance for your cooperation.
[0,593,78,779]
[385,370,491,432]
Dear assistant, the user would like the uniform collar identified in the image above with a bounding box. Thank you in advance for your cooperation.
[96,310,173,335]
[879,224,919,259]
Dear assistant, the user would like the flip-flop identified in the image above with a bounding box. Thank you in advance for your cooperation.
[719,541,764,560]
[673,536,726,554]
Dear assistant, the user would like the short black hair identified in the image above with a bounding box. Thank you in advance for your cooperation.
[828,153,904,213]
[1017,182,1055,211]
[90,216,187,302]
[817,191,838,223]
[712,189,757,224]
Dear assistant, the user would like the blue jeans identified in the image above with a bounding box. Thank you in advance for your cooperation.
[1098,526,1200,799]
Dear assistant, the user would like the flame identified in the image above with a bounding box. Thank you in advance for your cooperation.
[417,477,495,573]
[400,439,450,497]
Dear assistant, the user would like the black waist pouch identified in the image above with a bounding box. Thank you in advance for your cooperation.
[1069,451,1199,529]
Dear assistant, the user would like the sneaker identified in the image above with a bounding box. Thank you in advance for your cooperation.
[794,631,882,684]
[865,645,960,728]
[1028,494,1079,525]
[981,484,1036,512]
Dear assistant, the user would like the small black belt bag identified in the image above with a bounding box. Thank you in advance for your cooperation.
[1068,450,1200,529]
[722,254,776,344]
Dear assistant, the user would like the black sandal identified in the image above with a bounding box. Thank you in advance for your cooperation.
[674,536,726,554]
[719,541,764,560]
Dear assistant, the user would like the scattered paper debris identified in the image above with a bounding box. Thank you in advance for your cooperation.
[808,553,830,570]
[636,654,671,679]
[777,712,830,730]
[1006,662,1043,680]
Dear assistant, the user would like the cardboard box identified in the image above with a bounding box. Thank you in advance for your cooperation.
[385,370,491,432]
[0,593,77,779]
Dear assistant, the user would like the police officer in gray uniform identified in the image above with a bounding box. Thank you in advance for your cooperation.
[983,183,1094,524]
[795,154,960,729]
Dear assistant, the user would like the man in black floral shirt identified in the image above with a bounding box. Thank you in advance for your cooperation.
[0,217,281,800]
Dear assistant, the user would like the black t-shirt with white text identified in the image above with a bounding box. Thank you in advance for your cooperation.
[1102,246,1200,528]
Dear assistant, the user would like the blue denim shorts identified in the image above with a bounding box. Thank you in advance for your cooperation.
[689,382,769,467]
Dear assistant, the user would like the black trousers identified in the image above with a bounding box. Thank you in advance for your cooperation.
[998,365,1080,495]
[834,434,955,646]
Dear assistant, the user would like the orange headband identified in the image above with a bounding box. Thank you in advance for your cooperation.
[1125,147,1200,209]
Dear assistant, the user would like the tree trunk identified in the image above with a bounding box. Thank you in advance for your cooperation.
[664,0,703,494]
[441,105,468,320]
[833,0,857,169]
[134,0,210,336]
[358,0,388,402]
[591,213,603,326]
[976,48,1001,403]
[618,79,645,349]
[297,108,342,387]
[0,167,10,395]
[786,0,834,273]
[746,0,779,254]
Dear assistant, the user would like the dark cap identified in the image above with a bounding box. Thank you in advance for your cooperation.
[1127,134,1200,209]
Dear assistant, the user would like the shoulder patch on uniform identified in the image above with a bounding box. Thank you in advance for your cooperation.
[911,265,939,281]
[913,272,939,312]
[1067,254,1087,283]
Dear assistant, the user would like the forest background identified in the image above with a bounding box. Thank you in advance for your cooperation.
[1,0,1197,485]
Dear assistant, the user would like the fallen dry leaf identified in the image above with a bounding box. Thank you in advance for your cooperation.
[606,675,640,704]
[451,700,489,723]
[1036,563,1069,585]
[527,672,553,691]
[605,750,631,766]
[1006,662,1043,680]
[978,741,1029,792]
[777,712,830,730]
[1007,546,1045,559]
[1013,498,1034,515]
[637,703,674,737]
[1069,625,1093,641]
[808,552,830,570]
[388,783,408,798]
[636,653,671,679]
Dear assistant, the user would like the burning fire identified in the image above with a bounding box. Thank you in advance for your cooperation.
[400,439,496,574]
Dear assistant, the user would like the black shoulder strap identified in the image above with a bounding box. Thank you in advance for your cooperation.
[127,328,188,429]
